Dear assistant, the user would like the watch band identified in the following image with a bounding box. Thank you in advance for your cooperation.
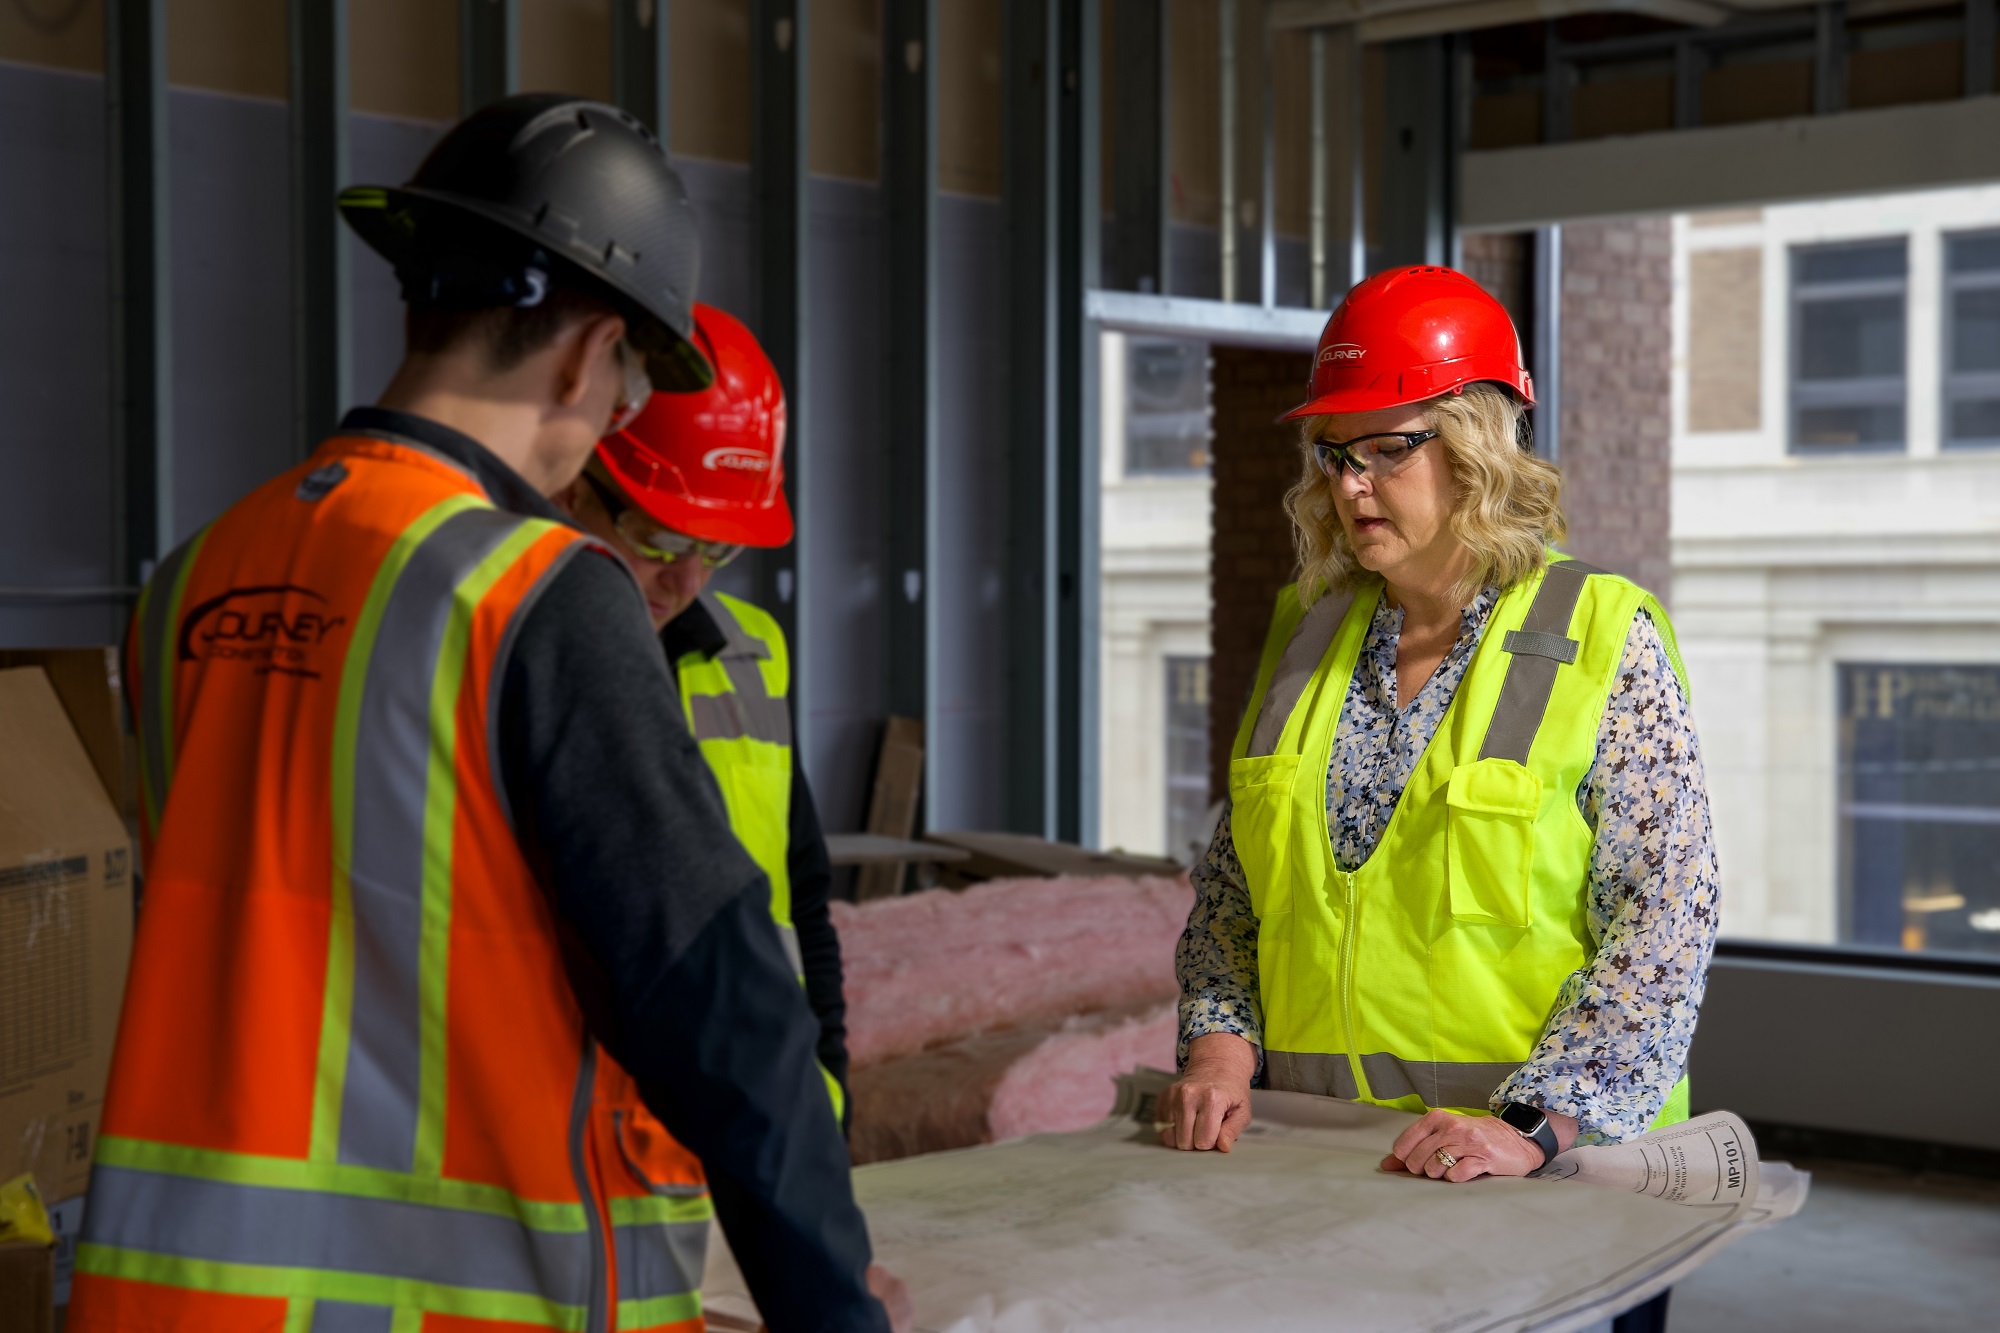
[1498,1102,1560,1166]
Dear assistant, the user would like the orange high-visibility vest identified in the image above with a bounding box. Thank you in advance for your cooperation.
[69,436,711,1333]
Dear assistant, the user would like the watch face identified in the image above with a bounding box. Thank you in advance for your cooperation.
[1500,1103,1547,1134]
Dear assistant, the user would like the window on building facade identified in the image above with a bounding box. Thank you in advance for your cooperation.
[1945,229,2000,449]
[1164,657,1212,864]
[1838,663,2000,957]
[1126,338,1213,474]
[1790,239,1907,453]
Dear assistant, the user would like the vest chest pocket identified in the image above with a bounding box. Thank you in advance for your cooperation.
[1445,759,1542,928]
[1228,752,1304,919]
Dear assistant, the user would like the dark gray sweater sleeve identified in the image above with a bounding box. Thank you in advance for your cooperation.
[497,548,886,1333]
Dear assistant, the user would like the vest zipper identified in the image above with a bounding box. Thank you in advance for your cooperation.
[1337,867,1367,1101]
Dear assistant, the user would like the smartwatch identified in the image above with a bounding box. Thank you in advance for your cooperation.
[1497,1102,1560,1166]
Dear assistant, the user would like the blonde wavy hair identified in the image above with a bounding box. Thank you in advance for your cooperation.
[1283,383,1566,606]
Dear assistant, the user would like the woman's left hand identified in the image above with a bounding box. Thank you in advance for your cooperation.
[1380,1108,1576,1183]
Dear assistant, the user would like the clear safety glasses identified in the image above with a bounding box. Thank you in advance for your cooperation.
[607,338,654,437]
[581,471,746,570]
[1312,429,1439,481]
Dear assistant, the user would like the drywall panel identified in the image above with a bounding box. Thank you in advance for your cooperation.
[0,62,117,648]
[521,0,612,101]
[800,176,886,833]
[1462,96,2000,232]
[168,86,293,538]
[169,0,286,101]
[671,0,751,165]
[938,0,1001,198]
[931,192,1009,832]
[0,0,101,73]
[350,0,457,123]
[350,114,447,406]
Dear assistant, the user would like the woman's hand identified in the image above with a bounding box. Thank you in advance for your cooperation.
[1155,1033,1258,1152]
[1379,1107,1579,1183]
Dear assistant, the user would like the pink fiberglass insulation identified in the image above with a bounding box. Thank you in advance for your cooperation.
[832,873,1193,1068]
[848,1002,1176,1165]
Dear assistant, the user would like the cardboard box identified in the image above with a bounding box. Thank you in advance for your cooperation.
[0,666,135,1212]
[0,649,129,822]
[0,1239,56,1333]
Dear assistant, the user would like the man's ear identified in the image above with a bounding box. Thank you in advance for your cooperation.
[554,312,629,409]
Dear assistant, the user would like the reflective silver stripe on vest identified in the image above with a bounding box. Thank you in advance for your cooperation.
[310,1301,393,1333]
[612,1219,708,1309]
[569,1043,610,1333]
[688,658,792,745]
[340,508,525,1173]
[686,595,792,746]
[83,1164,593,1300]
[1246,589,1356,758]
[1263,1051,1360,1100]
[1265,1052,1515,1109]
[776,920,804,975]
[1478,559,1603,766]
[1356,1054,1518,1110]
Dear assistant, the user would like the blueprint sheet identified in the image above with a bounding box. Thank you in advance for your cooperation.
[703,1073,1808,1333]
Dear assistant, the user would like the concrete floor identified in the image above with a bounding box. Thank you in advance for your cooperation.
[1658,1157,2000,1331]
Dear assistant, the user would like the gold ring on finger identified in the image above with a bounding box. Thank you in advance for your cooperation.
[1434,1149,1458,1169]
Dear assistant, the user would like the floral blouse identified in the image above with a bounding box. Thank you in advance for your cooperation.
[1176,583,1720,1143]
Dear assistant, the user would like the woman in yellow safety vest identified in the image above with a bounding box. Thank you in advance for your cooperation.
[1156,267,1720,1233]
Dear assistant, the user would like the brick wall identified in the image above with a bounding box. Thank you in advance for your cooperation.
[1208,345,1314,804]
[1558,218,1675,601]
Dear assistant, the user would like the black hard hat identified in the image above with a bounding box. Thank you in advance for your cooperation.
[339,94,712,392]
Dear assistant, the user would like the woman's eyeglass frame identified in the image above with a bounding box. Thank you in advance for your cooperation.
[1312,429,1439,480]
[579,470,746,570]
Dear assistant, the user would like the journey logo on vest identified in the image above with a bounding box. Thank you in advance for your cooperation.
[177,584,350,679]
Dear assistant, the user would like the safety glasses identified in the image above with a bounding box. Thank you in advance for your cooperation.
[606,338,654,437]
[1312,429,1439,480]
[580,470,745,570]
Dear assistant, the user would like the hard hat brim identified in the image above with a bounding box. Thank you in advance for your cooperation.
[340,184,715,394]
[1282,358,1536,421]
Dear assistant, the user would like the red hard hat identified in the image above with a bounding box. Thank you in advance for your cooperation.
[1284,264,1534,420]
[596,303,793,547]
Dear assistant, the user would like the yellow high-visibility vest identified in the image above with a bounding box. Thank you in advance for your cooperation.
[1228,556,1691,1127]
[672,591,844,1121]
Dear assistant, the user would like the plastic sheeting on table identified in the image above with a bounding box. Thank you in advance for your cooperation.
[703,1071,1809,1333]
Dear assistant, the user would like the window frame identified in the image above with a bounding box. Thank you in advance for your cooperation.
[1942,227,2000,452]
[1787,237,1909,456]
[1123,336,1215,478]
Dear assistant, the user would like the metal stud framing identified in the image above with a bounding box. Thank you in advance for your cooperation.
[1968,0,1996,96]
[290,0,352,459]
[883,0,938,789]
[751,0,809,747]
[1542,21,1571,144]
[1219,0,1238,302]
[1814,2,1849,116]
[1003,0,1099,841]
[1058,0,1102,845]
[108,0,172,582]
[1259,20,1278,308]
[1110,0,1168,294]
[612,0,670,137]
[460,0,519,115]
[1382,34,1454,269]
